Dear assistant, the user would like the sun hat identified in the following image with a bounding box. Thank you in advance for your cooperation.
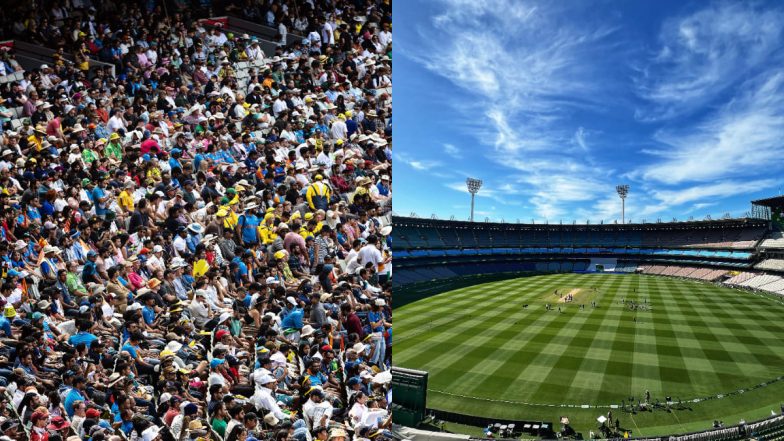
[301,324,315,338]
[166,341,183,353]
[187,223,204,233]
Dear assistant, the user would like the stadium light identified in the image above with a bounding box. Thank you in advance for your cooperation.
[616,184,630,224]
[466,178,483,222]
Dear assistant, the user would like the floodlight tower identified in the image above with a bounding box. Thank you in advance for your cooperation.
[616,184,630,224]
[466,178,483,222]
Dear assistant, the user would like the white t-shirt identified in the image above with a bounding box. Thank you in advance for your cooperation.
[357,244,382,269]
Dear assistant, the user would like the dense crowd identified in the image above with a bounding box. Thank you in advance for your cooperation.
[0,1,392,441]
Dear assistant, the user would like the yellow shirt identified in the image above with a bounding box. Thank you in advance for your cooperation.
[28,135,43,151]
[146,167,162,182]
[118,190,134,212]
[299,227,314,240]
[258,223,278,244]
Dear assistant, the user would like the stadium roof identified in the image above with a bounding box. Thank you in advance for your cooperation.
[751,195,784,208]
[394,215,767,231]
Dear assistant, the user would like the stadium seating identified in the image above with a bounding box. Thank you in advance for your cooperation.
[760,231,784,249]
[738,274,782,289]
[723,271,757,285]
[393,217,784,296]
[754,258,784,271]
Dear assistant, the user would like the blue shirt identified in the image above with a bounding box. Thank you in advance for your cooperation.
[0,317,11,337]
[91,186,107,215]
[239,214,261,244]
[64,388,86,417]
[193,153,205,172]
[121,342,139,359]
[69,331,98,349]
[368,311,384,333]
[142,305,155,324]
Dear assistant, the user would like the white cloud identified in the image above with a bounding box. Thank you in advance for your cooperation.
[443,143,462,158]
[395,153,442,171]
[635,3,784,120]
[635,72,784,184]
[572,127,588,151]
[650,179,778,206]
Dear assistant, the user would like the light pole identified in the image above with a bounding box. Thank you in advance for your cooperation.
[616,184,629,224]
[466,178,482,222]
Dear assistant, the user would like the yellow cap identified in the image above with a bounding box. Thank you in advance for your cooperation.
[274,250,286,260]
[336,139,344,145]
[264,213,275,220]
[315,175,323,180]
[216,208,228,217]
[109,133,120,140]
[304,213,314,220]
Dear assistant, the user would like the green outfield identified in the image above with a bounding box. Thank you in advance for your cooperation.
[395,273,784,437]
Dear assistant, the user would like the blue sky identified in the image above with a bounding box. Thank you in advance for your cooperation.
[394,1,784,223]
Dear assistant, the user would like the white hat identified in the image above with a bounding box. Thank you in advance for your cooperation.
[285,296,297,306]
[244,202,258,211]
[194,289,208,297]
[380,225,392,236]
[375,298,386,306]
[267,277,281,285]
[301,324,315,337]
[126,303,143,312]
[153,245,163,253]
[159,392,173,404]
[219,312,232,323]
[353,342,366,353]
[166,341,183,353]
[257,373,276,385]
[263,412,279,426]
[43,245,61,254]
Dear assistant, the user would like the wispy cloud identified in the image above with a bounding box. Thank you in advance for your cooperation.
[572,127,589,151]
[635,72,784,184]
[634,2,784,120]
[395,153,442,171]
[650,179,778,206]
[443,143,462,158]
